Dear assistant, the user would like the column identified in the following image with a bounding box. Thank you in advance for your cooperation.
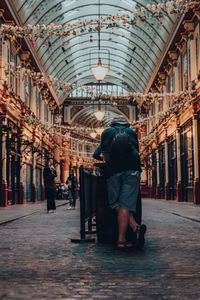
[174,65,179,93]
[163,85,168,111]
[190,32,196,81]
[1,120,7,206]
[144,161,148,198]
[19,126,24,204]
[41,153,45,201]
[148,155,153,198]
[64,159,69,183]
[54,147,60,182]
[31,86,37,115]
[127,105,135,123]
[193,115,200,204]
[155,100,159,123]
[40,99,44,122]
[20,63,25,101]
[1,39,8,88]
[176,128,182,202]
[32,151,37,202]
[155,149,160,199]
[164,139,169,200]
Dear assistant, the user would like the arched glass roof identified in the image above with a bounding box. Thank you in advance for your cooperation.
[12,0,175,106]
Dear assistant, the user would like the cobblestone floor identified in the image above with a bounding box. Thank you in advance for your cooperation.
[0,199,200,300]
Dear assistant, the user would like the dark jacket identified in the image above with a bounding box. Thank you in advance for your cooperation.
[101,125,141,177]
[43,167,57,190]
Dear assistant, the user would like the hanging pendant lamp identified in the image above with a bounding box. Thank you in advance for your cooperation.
[91,0,109,81]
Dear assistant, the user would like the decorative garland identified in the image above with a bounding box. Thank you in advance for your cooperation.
[139,93,194,145]
[2,63,196,108]
[0,1,198,42]
[1,80,196,144]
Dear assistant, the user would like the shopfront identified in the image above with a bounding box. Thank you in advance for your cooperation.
[0,116,2,206]
[159,145,165,199]
[152,151,157,198]
[168,139,177,200]
[181,120,194,202]
[36,165,42,201]
[23,163,32,202]
[6,119,20,205]
[198,113,200,179]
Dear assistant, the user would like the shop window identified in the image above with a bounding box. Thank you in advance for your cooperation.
[36,89,41,119]
[85,144,91,157]
[181,126,194,202]
[78,144,83,153]
[36,167,42,201]
[159,146,165,199]
[0,37,2,78]
[186,130,194,186]
[72,141,77,151]
[178,56,182,91]
[23,164,32,202]
[182,50,188,90]
[152,152,157,197]
[24,76,30,106]
[188,46,191,84]
[44,104,48,122]
[9,48,15,93]
[196,35,199,74]
[169,140,177,200]
[15,56,20,96]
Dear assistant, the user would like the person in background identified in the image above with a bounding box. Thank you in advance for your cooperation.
[43,160,57,213]
[66,169,78,210]
[3,81,8,97]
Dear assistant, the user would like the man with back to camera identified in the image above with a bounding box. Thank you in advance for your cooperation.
[93,116,146,249]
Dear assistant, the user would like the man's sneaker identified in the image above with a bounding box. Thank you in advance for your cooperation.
[67,206,73,210]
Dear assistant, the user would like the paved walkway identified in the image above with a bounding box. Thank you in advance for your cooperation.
[0,200,69,225]
[0,199,200,299]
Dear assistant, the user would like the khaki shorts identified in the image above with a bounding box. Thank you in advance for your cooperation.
[106,170,140,212]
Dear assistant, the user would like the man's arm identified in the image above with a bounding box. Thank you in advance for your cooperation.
[93,144,103,161]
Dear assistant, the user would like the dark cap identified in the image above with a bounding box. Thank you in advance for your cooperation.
[110,116,130,127]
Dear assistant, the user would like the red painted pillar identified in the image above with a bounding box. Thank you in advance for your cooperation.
[1,180,8,207]
[62,163,65,183]
[155,184,160,199]
[32,184,37,202]
[19,182,24,204]
[165,182,169,200]
[193,179,200,204]
[176,181,182,202]
[7,185,12,205]
[148,185,153,198]
[42,184,45,201]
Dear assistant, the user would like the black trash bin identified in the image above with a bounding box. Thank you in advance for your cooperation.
[95,163,142,244]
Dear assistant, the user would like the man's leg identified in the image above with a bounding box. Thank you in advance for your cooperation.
[67,189,73,208]
[72,191,76,208]
[129,213,138,232]
[117,209,130,243]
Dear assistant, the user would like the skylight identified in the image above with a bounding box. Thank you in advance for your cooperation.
[122,0,136,9]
